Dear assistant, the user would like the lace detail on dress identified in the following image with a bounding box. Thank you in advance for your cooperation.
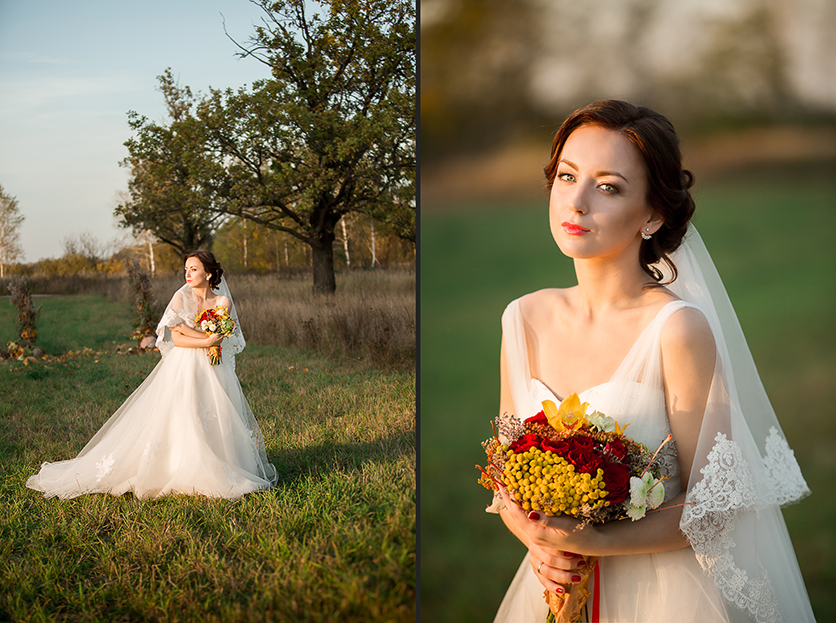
[198,400,217,428]
[95,453,114,484]
[141,440,161,461]
[762,426,810,506]
[682,433,781,623]
[222,464,243,486]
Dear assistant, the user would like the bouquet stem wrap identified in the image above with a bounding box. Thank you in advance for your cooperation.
[544,557,596,623]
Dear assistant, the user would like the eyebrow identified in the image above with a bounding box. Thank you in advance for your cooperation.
[559,159,630,183]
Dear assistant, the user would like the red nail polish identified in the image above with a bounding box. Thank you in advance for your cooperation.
[572,575,582,582]
[555,587,564,595]
[577,560,587,568]
[528,511,541,521]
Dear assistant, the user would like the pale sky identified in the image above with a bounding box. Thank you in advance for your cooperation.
[0,0,273,262]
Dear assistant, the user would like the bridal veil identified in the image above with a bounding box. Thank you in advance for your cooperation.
[667,225,814,623]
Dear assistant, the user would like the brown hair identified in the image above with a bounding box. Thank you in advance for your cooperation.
[184,251,224,289]
[544,100,695,283]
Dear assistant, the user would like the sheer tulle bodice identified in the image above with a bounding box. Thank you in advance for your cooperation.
[27,281,276,500]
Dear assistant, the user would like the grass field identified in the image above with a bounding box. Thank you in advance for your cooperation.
[419,159,836,622]
[0,291,415,620]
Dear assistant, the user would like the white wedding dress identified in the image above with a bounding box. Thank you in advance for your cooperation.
[492,227,816,623]
[26,279,277,500]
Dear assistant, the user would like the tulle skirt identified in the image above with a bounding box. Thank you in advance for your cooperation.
[494,548,733,623]
[27,347,277,500]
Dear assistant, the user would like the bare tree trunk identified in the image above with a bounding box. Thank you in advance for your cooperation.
[242,220,248,269]
[148,239,156,276]
[341,217,351,268]
[370,218,377,268]
[284,234,289,267]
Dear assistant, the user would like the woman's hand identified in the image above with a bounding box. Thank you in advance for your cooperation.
[498,485,592,592]
[527,540,587,595]
[204,333,224,347]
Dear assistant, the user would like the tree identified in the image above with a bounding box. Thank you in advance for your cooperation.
[117,69,229,256]
[198,0,415,293]
[0,184,25,278]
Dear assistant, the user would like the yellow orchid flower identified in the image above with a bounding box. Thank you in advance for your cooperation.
[542,393,590,432]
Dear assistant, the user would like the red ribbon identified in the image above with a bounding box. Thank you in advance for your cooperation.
[591,559,600,622]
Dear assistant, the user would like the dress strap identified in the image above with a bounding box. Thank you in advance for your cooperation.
[501,299,534,419]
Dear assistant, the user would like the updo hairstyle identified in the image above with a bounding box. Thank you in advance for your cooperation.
[544,100,695,283]
[184,251,224,289]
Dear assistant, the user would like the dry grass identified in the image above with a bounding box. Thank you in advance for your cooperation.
[232,270,415,368]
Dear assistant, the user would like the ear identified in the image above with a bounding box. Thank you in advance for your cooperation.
[643,213,664,236]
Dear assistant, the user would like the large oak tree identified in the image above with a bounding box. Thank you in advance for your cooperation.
[119,0,415,293]
[201,0,415,293]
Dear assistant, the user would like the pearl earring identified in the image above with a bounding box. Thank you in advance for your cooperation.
[641,228,652,241]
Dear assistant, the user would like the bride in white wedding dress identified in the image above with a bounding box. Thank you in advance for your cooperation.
[27,251,277,500]
[489,101,815,622]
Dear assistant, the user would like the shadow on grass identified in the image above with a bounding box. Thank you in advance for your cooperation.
[268,430,415,486]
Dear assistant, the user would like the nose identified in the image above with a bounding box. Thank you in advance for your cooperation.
[566,182,589,215]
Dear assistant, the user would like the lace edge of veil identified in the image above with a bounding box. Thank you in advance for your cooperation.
[680,430,811,623]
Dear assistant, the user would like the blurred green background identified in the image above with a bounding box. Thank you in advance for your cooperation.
[419,159,836,622]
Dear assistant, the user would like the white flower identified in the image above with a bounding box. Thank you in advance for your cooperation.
[647,479,665,510]
[630,474,652,507]
[626,472,665,520]
[626,503,647,521]
[201,320,210,330]
[207,322,217,332]
[587,411,616,432]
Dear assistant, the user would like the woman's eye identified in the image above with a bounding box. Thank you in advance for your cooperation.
[599,183,618,194]
[558,172,575,183]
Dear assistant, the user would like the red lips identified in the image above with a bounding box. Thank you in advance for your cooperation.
[562,222,590,235]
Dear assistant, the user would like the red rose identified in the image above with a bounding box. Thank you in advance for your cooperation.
[566,447,604,474]
[541,438,571,456]
[604,438,629,460]
[571,435,598,450]
[601,462,631,503]
[525,410,548,425]
[509,434,541,454]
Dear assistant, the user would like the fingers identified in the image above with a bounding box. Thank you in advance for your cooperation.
[528,551,586,594]
[526,510,576,534]
[529,542,586,572]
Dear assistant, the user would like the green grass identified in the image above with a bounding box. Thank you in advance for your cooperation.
[419,159,836,622]
[0,298,415,621]
[1,294,135,355]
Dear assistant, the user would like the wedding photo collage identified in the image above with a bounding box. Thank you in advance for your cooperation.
[1,0,834,621]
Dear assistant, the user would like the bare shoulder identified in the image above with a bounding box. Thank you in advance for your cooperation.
[517,288,574,326]
[215,295,231,310]
[661,305,716,368]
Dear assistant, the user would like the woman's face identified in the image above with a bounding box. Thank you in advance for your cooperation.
[184,257,210,288]
[549,124,660,262]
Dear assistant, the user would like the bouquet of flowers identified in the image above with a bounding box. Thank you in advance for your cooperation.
[195,307,235,365]
[477,393,672,622]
